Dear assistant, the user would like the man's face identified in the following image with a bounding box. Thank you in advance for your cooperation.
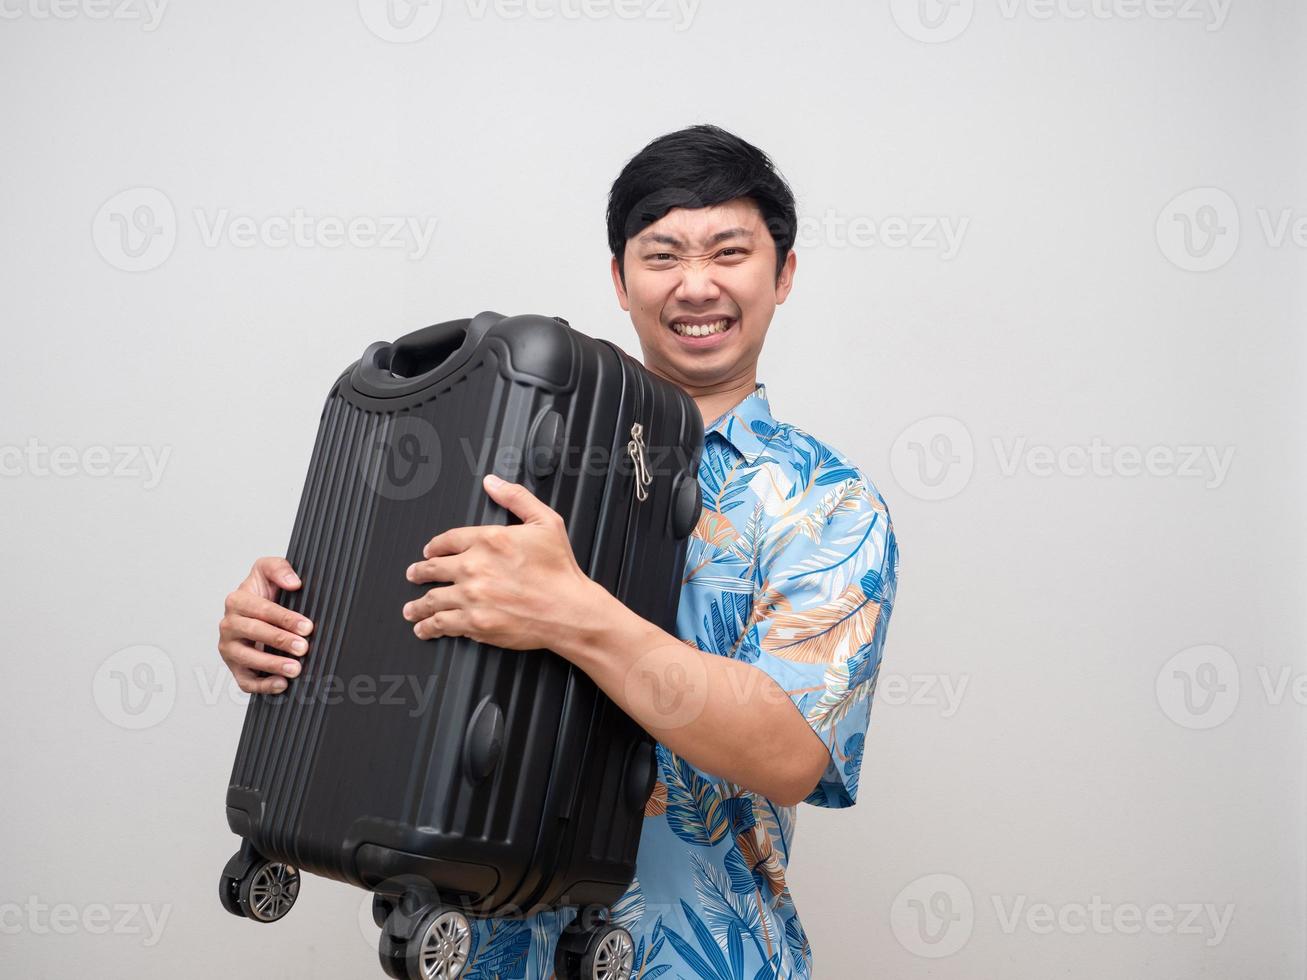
[611,198,796,389]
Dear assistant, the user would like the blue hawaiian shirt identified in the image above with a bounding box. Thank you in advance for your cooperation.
[463,382,900,978]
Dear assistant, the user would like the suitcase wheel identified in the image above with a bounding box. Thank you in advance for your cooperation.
[238,860,300,923]
[218,846,300,924]
[373,892,397,930]
[377,900,472,980]
[218,873,243,918]
[554,913,635,980]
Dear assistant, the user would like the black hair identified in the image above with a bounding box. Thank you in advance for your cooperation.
[606,124,797,284]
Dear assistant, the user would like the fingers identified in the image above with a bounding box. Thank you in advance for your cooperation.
[412,608,473,641]
[252,555,302,592]
[406,554,460,585]
[220,639,303,680]
[222,613,309,658]
[229,665,290,696]
[482,474,561,527]
[402,584,464,624]
[421,526,481,559]
[224,590,313,638]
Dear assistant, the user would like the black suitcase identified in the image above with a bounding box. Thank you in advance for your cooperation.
[218,311,704,980]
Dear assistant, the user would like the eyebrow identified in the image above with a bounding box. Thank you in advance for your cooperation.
[637,227,756,249]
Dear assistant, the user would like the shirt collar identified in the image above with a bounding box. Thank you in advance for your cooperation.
[704,382,776,464]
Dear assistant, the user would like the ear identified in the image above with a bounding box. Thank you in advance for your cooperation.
[774,250,797,306]
[610,255,631,312]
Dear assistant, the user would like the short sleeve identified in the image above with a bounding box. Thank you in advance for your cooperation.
[736,471,899,809]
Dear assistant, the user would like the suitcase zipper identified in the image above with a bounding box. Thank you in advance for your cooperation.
[626,422,652,502]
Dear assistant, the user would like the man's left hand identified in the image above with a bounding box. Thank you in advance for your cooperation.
[402,473,600,652]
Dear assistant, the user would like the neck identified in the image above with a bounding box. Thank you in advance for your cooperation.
[642,368,758,427]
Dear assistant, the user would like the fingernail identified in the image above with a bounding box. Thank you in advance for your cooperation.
[413,623,424,638]
[287,574,301,587]
[485,473,503,489]
[283,662,299,677]
[272,680,287,693]
[295,620,312,636]
[402,603,414,620]
[291,639,308,654]
[406,564,417,580]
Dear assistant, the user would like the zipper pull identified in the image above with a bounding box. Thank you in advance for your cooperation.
[626,422,653,503]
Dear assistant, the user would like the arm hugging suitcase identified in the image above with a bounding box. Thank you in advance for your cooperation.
[218,311,704,980]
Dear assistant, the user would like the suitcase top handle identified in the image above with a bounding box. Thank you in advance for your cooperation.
[389,317,473,379]
[349,312,580,400]
[350,311,507,399]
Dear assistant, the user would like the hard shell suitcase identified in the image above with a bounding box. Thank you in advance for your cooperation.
[218,311,704,979]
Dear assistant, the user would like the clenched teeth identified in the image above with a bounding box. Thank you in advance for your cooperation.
[671,318,732,337]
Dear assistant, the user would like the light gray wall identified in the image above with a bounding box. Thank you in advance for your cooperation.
[1,1,1303,976]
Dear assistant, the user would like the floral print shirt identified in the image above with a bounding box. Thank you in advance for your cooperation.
[463,382,900,978]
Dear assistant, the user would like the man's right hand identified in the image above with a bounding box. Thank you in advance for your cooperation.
[218,557,314,694]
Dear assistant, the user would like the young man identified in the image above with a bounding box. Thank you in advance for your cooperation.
[217,124,900,978]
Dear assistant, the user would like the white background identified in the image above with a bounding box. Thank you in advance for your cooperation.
[1,0,1304,976]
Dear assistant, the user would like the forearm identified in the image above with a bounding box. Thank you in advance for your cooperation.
[550,580,829,806]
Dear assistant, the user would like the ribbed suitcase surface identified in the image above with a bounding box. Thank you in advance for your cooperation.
[225,312,704,919]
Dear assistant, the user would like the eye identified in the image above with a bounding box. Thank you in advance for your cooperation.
[716,247,748,260]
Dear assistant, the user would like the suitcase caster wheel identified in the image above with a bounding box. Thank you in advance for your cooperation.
[581,924,634,980]
[237,860,300,923]
[555,920,634,980]
[378,905,472,980]
[218,874,244,918]
[373,892,397,929]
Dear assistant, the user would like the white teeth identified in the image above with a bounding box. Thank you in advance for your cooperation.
[672,318,731,337]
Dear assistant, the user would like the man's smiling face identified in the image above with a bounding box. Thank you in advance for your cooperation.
[611,197,796,391]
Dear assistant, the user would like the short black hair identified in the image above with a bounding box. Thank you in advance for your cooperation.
[606,124,797,284]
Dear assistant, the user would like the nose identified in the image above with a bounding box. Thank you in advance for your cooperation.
[674,260,722,306]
